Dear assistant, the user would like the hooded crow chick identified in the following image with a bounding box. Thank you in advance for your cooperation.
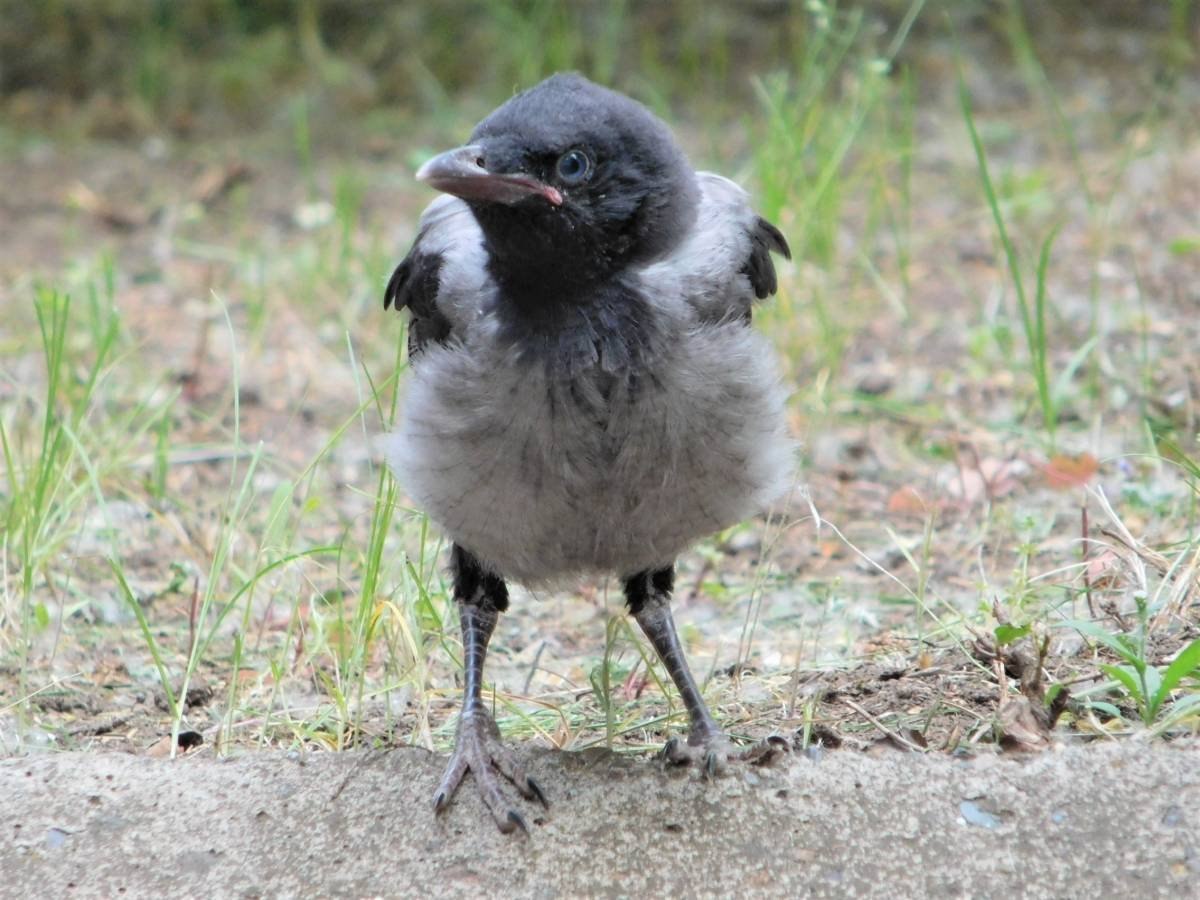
[384,73,793,833]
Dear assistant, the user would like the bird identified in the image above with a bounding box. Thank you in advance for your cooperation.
[383,72,794,833]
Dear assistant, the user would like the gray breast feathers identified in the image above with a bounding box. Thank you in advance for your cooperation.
[388,321,793,583]
[385,172,795,583]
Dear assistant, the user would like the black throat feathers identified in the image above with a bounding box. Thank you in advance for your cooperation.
[490,271,664,381]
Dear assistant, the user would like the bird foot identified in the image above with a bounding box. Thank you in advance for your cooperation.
[433,709,547,834]
[660,731,790,778]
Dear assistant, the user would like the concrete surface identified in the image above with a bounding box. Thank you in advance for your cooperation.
[1,742,1197,898]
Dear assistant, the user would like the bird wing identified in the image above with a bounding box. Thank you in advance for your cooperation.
[639,172,791,324]
[384,195,494,358]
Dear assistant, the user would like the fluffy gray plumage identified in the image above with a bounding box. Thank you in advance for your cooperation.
[388,181,792,584]
[385,76,794,585]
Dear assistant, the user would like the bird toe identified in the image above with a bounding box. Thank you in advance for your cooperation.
[739,734,792,766]
[434,710,545,833]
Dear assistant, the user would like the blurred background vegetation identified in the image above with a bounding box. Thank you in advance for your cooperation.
[1,0,1193,140]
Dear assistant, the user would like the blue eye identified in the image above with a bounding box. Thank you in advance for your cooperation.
[555,149,591,185]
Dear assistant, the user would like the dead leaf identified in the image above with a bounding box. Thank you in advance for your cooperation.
[190,162,252,207]
[998,696,1053,752]
[1085,549,1124,589]
[887,485,928,517]
[982,625,1070,752]
[1041,453,1099,490]
[66,181,149,230]
[145,730,204,757]
[817,539,842,559]
[940,457,1027,505]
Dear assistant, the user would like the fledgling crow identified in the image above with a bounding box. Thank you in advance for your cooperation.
[384,73,793,833]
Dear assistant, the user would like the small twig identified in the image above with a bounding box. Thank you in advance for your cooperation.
[952,442,973,505]
[687,556,713,603]
[187,576,200,659]
[909,666,948,677]
[180,308,212,402]
[67,713,133,738]
[522,641,547,695]
[0,673,86,715]
[1099,526,1171,577]
[329,748,387,802]
[1058,671,1104,687]
[841,698,926,752]
[619,660,648,701]
[129,447,258,469]
[936,698,992,723]
[962,439,995,504]
[1082,503,1097,619]
[1100,599,1130,632]
[292,620,306,671]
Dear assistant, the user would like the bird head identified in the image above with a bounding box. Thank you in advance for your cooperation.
[416,73,700,291]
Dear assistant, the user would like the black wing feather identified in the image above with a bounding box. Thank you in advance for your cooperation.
[384,247,450,358]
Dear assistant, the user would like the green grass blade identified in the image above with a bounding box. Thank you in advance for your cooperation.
[111,559,178,721]
[1062,620,1143,669]
[1098,664,1144,707]
[1155,638,1200,708]
[958,69,1057,445]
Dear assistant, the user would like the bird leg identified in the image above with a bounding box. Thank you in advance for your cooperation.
[626,566,788,776]
[434,546,547,833]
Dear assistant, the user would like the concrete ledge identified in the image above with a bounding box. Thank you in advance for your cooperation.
[2,742,1196,897]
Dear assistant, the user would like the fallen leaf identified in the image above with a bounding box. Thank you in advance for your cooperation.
[887,485,928,516]
[66,181,150,230]
[1085,549,1124,589]
[817,539,842,559]
[939,457,1027,505]
[1041,453,1099,490]
[145,730,204,758]
[998,695,1052,752]
[190,162,252,207]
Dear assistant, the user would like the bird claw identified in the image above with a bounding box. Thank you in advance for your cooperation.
[505,809,529,835]
[433,710,546,833]
[526,775,549,808]
[742,733,792,766]
[659,732,790,776]
[659,732,734,777]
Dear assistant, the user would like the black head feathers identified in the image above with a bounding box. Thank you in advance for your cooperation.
[420,74,700,286]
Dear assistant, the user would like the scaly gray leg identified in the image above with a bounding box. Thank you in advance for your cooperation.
[434,545,546,833]
[625,565,788,776]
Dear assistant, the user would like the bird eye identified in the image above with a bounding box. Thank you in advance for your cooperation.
[555,149,591,185]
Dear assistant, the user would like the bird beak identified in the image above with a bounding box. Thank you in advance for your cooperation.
[416,145,563,207]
